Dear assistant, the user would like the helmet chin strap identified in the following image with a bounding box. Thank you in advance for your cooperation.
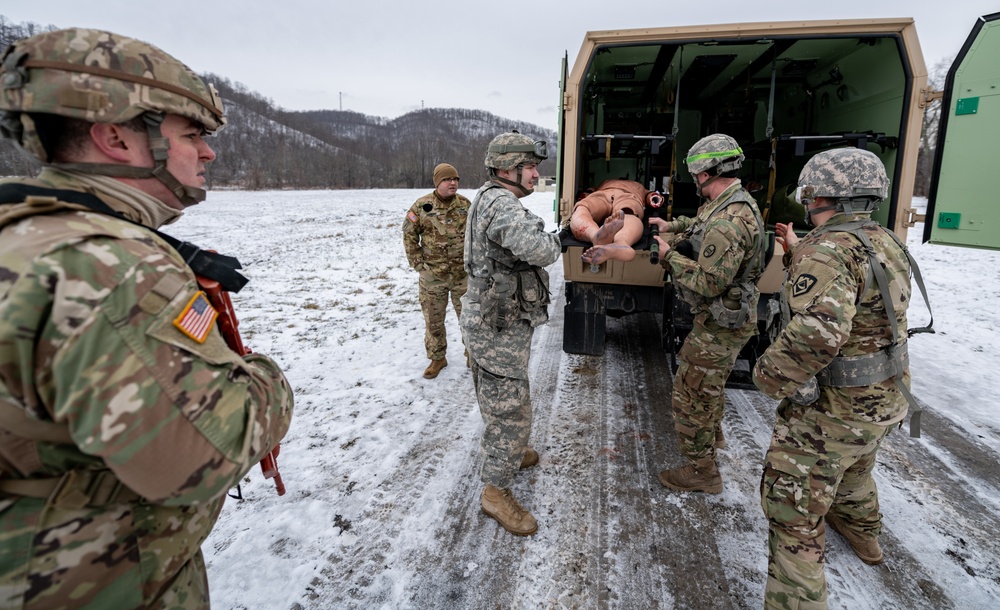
[804,197,876,225]
[804,201,843,225]
[48,112,205,207]
[694,171,730,199]
[490,166,533,197]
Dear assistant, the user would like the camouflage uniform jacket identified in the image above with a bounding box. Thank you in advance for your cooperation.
[0,173,294,609]
[460,183,560,377]
[402,191,470,278]
[753,214,911,425]
[660,181,764,321]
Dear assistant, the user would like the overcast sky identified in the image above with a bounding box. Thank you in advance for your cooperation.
[5,1,997,131]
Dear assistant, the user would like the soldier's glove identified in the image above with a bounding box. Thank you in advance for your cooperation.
[674,240,697,260]
[789,377,819,406]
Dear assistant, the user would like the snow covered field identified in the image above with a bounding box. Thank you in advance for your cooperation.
[168,189,1000,609]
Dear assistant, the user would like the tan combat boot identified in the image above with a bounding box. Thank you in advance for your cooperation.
[714,425,726,450]
[826,513,884,565]
[520,448,539,469]
[658,456,723,494]
[481,485,538,536]
[423,358,447,379]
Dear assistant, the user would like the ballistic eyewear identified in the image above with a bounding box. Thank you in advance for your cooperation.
[488,140,548,160]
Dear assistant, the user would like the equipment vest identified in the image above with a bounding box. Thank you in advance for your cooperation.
[775,218,934,437]
[679,189,766,329]
[464,183,550,330]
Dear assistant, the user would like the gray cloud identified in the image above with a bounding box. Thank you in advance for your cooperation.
[5,0,991,131]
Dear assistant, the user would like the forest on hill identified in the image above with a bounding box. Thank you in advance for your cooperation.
[0,15,556,190]
[2,14,947,195]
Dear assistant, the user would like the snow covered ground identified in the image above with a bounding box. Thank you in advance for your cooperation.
[168,189,1000,609]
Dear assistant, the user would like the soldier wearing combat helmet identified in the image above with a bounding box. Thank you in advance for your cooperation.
[649,133,765,495]
[0,29,293,608]
[753,147,927,609]
[460,131,560,536]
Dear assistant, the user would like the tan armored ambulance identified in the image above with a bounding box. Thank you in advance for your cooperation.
[555,15,1000,372]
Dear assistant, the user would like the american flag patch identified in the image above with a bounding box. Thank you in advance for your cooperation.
[407,211,418,223]
[173,291,218,343]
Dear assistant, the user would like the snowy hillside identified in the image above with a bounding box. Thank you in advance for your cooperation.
[167,189,1000,610]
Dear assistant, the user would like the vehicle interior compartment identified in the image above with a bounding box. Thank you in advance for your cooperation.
[562,32,913,240]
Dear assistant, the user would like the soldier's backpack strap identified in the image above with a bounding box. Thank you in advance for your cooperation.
[699,190,768,329]
[705,189,767,284]
[0,399,141,507]
[813,219,927,437]
[0,469,141,508]
[0,398,72,445]
[464,183,499,276]
[0,183,248,292]
[878,226,935,337]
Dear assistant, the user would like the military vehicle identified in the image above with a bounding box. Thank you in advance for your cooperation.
[555,14,1000,376]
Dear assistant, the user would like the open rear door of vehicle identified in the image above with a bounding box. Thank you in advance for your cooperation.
[925,12,1000,250]
[555,52,568,225]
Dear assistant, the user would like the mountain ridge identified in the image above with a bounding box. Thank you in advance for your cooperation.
[0,16,557,190]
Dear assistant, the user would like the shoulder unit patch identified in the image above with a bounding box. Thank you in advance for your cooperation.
[791,273,818,298]
[173,291,218,343]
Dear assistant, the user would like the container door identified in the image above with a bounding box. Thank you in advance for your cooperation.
[925,12,1000,249]
[554,52,568,224]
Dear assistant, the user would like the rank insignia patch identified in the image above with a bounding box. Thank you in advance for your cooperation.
[173,291,218,343]
[792,273,818,298]
[407,211,418,223]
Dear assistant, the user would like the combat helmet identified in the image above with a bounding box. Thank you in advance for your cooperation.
[796,148,889,219]
[685,134,744,176]
[0,28,226,205]
[485,131,547,197]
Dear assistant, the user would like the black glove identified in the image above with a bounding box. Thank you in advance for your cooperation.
[674,239,697,260]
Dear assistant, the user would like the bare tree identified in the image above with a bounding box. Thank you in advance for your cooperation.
[914,56,953,197]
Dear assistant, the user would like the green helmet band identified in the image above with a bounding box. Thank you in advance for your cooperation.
[685,147,743,166]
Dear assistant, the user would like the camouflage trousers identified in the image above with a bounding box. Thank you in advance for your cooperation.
[672,312,756,460]
[469,360,532,490]
[418,270,467,360]
[761,399,893,610]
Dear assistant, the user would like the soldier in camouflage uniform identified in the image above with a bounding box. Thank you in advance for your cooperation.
[650,134,765,494]
[753,148,915,609]
[0,29,293,609]
[403,163,470,379]
[461,132,560,536]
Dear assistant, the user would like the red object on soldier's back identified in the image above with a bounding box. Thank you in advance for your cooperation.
[197,275,286,496]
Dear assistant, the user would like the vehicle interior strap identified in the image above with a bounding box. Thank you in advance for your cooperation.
[764,137,777,225]
[763,56,778,224]
[667,47,683,222]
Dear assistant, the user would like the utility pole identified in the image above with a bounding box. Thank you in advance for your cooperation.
[339,92,343,111]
